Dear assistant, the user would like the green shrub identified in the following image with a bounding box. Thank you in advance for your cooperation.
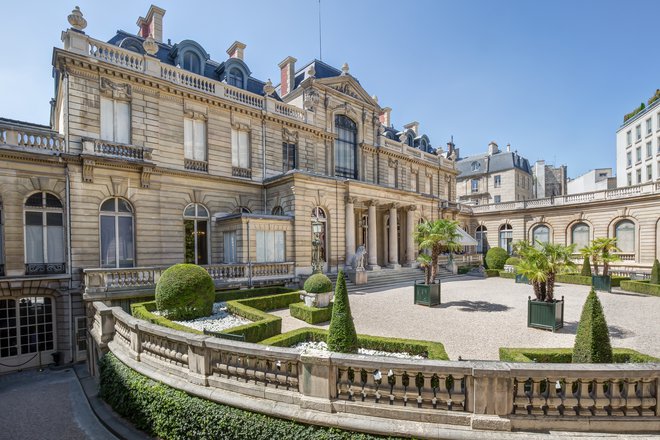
[485,269,499,277]
[215,286,294,302]
[155,264,214,320]
[498,270,515,279]
[303,273,333,293]
[555,273,629,287]
[651,259,660,285]
[572,289,613,363]
[505,257,520,267]
[620,280,660,297]
[289,302,333,324]
[260,328,449,360]
[99,353,399,440]
[457,266,470,274]
[486,247,509,270]
[580,256,592,277]
[131,301,203,334]
[499,347,659,363]
[327,270,358,354]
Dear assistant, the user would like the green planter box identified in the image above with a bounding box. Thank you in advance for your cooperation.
[592,275,612,292]
[414,281,441,306]
[515,274,529,284]
[527,296,564,332]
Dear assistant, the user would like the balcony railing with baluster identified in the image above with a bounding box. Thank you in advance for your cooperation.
[83,138,152,162]
[232,167,252,179]
[0,123,66,155]
[184,158,208,172]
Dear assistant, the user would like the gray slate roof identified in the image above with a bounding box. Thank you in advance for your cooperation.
[456,151,532,178]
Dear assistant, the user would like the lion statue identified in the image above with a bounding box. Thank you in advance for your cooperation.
[351,245,367,270]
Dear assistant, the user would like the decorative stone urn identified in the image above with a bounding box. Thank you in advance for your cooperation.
[300,290,333,308]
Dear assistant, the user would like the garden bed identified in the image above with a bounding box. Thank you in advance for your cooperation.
[619,280,660,297]
[153,302,251,332]
[289,301,333,324]
[260,327,449,360]
[499,347,659,363]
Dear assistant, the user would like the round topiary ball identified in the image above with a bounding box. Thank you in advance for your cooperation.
[155,264,215,320]
[486,247,509,270]
[303,273,333,293]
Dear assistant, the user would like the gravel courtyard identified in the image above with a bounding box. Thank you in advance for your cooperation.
[271,277,660,360]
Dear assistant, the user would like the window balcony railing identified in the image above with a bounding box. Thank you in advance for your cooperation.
[232,167,252,179]
[185,158,208,172]
[0,123,66,154]
[25,263,66,276]
[82,138,153,162]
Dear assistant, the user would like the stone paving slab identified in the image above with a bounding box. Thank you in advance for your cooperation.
[273,277,660,360]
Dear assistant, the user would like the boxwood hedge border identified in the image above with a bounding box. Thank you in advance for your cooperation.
[499,347,659,363]
[619,280,660,297]
[289,302,334,324]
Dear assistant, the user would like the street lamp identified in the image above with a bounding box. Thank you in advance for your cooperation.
[311,218,323,273]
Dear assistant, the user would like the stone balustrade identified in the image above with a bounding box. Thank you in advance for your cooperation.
[184,158,208,172]
[82,138,152,161]
[437,254,483,266]
[89,39,144,72]
[83,262,296,299]
[0,124,66,154]
[89,301,660,436]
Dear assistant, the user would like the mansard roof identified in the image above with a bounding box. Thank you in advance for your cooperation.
[106,31,281,100]
[292,59,361,89]
[456,151,532,178]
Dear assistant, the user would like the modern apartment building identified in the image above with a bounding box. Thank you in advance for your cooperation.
[567,168,616,194]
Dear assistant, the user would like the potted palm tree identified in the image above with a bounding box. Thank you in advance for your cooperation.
[515,241,575,331]
[413,219,461,306]
[581,238,620,292]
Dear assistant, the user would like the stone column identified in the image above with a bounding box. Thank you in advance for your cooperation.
[388,204,400,269]
[405,205,417,267]
[345,197,356,269]
[367,201,380,270]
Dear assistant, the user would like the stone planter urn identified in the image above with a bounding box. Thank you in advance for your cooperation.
[300,290,333,308]
[301,273,334,309]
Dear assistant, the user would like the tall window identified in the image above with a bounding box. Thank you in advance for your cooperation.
[411,173,418,192]
[223,231,236,263]
[636,146,642,162]
[334,115,357,179]
[311,207,327,263]
[256,231,285,262]
[626,130,632,145]
[476,225,488,254]
[24,192,65,275]
[571,223,590,250]
[183,203,209,265]
[494,175,501,187]
[627,151,632,167]
[282,142,297,171]
[494,195,501,203]
[100,198,134,268]
[0,203,4,276]
[0,297,54,359]
[182,51,201,74]
[389,166,398,188]
[646,118,652,135]
[100,97,130,144]
[427,175,433,195]
[184,117,206,162]
[647,142,653,158]
[647,164,653,181]
[532,225,550,245]
[615,220,635,253]
[498,224,513,254]
[636,168,642,183]
[231,129,250,170]
[471,179,479,193]
[636,125,641,141]
[227,68,244,89]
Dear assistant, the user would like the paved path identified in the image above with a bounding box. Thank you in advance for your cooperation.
[0,367,118,440]
[272,277,660,360]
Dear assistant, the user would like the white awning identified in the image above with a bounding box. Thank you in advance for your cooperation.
[456,227,478,246]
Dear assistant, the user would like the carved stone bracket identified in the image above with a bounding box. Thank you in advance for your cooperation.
[100,78,131,101]
[184,109,208,121]
[388,157,399,168]
[141,166,153,189]
[282,127,298,143]
[82,159,95,183]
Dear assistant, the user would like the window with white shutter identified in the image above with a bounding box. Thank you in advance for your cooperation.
[100,97,130,143]
[184,118,207,161]
[231,129,250,169]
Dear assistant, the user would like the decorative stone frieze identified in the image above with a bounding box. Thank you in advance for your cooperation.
[100,78,131,101]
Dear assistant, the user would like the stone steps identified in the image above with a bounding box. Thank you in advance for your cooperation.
[325,267,462,294]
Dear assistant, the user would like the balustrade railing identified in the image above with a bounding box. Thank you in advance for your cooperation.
[274,101,306,121]
[85,139,152,161]
[90,301,660,436]
[0,125,66,153]
[89,38,144,72]
[222,85,264,109]
[184,158,208,172]
[232,167,252,178]
[161,64,216,94]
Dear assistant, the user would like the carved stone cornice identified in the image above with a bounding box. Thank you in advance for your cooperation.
[282,127,298,143]
[184,109,208,121]
[100,77,131,101]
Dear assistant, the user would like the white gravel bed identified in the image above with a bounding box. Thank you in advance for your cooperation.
[292,340,424,359]
[154,302,251,332]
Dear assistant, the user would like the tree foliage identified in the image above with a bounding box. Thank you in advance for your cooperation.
[580,238,620,277]
[327,270,358,353]
[155,264,215,320]
[580,255,592,277]
[515,241,575,302]
[414,219,462,284]
[572,289,613,363]
[650,259,660,285]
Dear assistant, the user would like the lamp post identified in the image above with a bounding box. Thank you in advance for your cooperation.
[311,218,323,274]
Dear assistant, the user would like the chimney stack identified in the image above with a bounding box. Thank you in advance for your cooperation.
[403,121,419,135]
[226,41,246,60]
[488,141,499,156]
[378,107,392,127]
[506,143,511,152]
[278,56,297,98]
[137,5,166,43]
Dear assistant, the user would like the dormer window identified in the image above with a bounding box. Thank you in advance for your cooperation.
[419,139,428,151]
[227,68,244,89]
[406,134,414,147]
[471,161,481,171]
[183,51,201,74]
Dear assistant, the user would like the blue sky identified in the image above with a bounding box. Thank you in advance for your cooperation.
[1,0,658,178]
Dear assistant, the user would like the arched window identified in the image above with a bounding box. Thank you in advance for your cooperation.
[615,220,635,253]
[476,225,488,254]
[498,224,513,254]
[271,206,285,216]
[406,134,414,147]
[311,207,327,263]
[334,115,357,179]
[227,68,244,89]
[471,161,481,172]
[234,206,252,214]
[24,192,65,275]
[182,51,201,74]
[100,198,134,268]
[419,139,428,152]
[184,203,209,265]
[532,225,550,245]
[571,223,590,250]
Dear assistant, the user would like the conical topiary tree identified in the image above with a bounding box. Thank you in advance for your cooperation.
[572,289,613,363]
[580,255,592,277]
[327,270,358,353]
[650,259,660,285]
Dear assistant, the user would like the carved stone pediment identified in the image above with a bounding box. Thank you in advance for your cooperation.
[100,78,131,100]
[317,76,378,107]
[283,127,298,143]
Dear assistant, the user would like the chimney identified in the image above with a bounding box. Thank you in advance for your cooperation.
[378,107,392,126]
[506,143,511,152]
[278,56,297,98]
[137,5,166,43]
[403,121,419,135]
[488,141,499,156]
[226,41,246,60]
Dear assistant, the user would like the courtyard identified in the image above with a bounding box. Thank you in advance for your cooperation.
[272,276,660,360]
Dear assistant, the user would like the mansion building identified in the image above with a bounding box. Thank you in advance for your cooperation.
[0,5,659,372]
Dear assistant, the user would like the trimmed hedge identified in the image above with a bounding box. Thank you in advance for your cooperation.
[289,302,333,324]
[580,256,592,276]
[303,273,333,293]
[132,301,203,334]
[499,347,659,363]
[651,259,660,284]
[485,269,499,277]
[99,353,399,440]
[155,264,215,320]
[327,270,358,354]
[486,247,509,270]
[555,273,629,287]
[498,270,515,279]
[260,327,449,360]
[572,289,612,363]
[620,280,660,297]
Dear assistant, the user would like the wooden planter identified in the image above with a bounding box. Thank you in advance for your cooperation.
[592,275,612,293]
[527,296,564,332]
[414,281,441,306]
